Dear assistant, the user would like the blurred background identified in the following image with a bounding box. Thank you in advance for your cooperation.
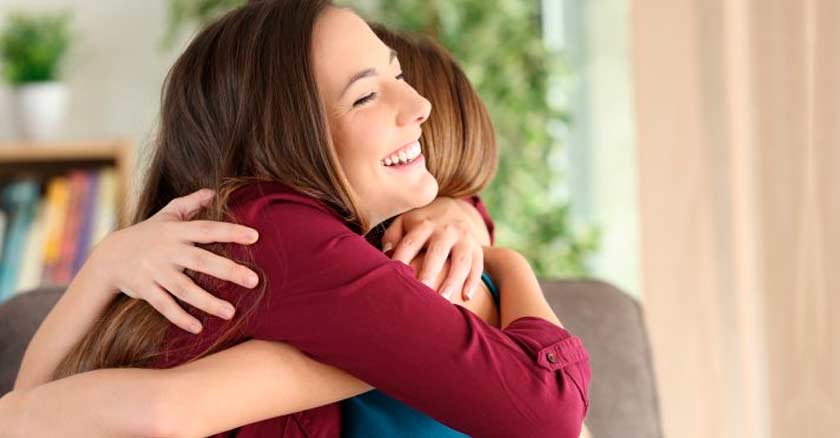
[0,1,836,437]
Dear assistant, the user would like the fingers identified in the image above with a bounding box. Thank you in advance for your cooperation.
[132,282,204,334]
[159,271,236,321]
[388,210,485,303]
[158,188,216,220]
[461,247,484,301]
[380,215,405,254]
[415,225,462,296]
[177,247,260,289]
[389,219,436,265]
[171,220,259,245]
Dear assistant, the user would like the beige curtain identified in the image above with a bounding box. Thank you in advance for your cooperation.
[632,0,839,437]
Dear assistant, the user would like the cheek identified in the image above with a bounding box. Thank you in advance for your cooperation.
[331,113,384,158]
[328,125,379,199]
[333,113,389,170]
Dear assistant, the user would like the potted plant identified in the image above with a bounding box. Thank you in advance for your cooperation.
[0,10,73,141]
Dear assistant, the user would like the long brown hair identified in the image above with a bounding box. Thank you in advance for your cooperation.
[54,0,363,378]
[371,24,498,198]
[54,8,499,379]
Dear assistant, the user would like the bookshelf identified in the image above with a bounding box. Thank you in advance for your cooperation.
[0,139,133,224]
[0,139,134,301]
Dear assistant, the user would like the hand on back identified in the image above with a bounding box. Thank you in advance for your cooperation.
[91,189,260,334]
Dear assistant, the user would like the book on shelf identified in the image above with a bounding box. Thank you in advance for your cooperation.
[0,180,39,301]
[0,212,6,269]
[40,176,70,286]
[90,168,118,254]
[0,168,119,302]
[17,200,46,293]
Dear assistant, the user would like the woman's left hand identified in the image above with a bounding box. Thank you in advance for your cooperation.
[90,189,260,333]
[381,197,489,302]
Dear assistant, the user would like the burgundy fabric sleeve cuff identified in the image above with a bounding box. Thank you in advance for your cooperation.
[504,316,592,415]
[503,316,589,371]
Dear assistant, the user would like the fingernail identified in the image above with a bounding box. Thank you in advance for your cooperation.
[466,286,475,301]
[382,241,393,254]
[248,231,259,243]
[420,278,433,288]
[441,286,454,301]
[246,273,259,288]
[221,304,235,319]
[190,322,203,334]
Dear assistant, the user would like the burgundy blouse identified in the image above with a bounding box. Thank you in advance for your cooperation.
[153,181,590,437]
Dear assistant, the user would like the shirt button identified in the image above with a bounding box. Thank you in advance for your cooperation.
[546,351,558,364]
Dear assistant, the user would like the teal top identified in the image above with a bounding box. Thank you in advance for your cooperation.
[341,273,500,437]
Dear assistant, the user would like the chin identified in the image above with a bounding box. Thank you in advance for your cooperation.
[413,175,439,208]
[392,177,438,214]
[379,174,439,220]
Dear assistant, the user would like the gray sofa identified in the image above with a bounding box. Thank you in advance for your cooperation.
[0,280,662,438]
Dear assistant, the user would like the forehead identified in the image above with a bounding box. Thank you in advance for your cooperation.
[311,7,391,98]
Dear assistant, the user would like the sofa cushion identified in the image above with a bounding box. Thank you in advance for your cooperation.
[544,279,662,438]
[0,287,64,392]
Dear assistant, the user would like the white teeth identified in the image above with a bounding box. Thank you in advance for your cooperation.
[406,143,420,159]
[382,141,422,166]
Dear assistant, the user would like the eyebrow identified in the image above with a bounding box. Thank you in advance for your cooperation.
[338,48,398,99]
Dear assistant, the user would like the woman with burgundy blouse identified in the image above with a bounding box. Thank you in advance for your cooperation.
[0,1,590,436]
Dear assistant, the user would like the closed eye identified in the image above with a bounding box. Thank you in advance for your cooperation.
[352,73,405,108]
[353,92,377,107]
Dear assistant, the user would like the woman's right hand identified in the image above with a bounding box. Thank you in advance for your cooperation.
[88,188,260,334]
[406,253,499,326]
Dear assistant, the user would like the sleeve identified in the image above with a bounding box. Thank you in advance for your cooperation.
[463,195,495,245]
[243,199,589,437]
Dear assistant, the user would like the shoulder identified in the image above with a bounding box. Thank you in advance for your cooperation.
[225,181,363,266]
[228,181,347,227]
[228,181,341,221]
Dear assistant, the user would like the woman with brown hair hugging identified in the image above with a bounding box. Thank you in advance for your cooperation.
[1,2,589,436]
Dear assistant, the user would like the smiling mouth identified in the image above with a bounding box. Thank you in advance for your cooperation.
[381,141,422,167]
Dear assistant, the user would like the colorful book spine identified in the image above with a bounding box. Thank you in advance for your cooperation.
[90,168,118,247]
[71,171,100,276]
[54,172,86,284]
[41,177,70,285]
[0,211,6,263]
[16,199,47,294]
[0,180,39,301]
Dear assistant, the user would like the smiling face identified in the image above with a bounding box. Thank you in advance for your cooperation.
[312,7,438,230]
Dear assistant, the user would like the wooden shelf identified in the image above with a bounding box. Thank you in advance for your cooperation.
[0,140,129,163]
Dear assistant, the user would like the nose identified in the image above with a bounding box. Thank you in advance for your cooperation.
[396,85,432,127]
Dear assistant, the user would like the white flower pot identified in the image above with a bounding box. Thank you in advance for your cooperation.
[13,81,70,141]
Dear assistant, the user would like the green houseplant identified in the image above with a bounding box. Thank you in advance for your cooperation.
[163,0,599,278]
[0,10,73,141]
